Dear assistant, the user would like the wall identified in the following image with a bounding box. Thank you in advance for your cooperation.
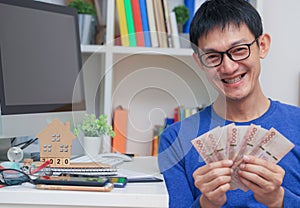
[259,0,300,106]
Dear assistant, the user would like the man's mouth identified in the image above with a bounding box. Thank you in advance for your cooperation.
[222,73,246,84]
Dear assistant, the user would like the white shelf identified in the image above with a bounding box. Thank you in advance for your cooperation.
[81,44,107,53]
[81,44,193,57]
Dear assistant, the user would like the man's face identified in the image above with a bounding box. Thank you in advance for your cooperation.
[195,24,268,101]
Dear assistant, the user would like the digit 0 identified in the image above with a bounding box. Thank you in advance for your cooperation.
[64,158,70,165]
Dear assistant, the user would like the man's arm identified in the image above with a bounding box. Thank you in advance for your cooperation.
[158,130,200,208]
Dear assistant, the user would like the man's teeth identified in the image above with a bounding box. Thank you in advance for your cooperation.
[223,75,242,84]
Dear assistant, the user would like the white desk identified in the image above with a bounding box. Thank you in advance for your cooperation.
[0,157,169,208]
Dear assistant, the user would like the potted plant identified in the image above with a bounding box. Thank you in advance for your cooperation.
[67,0,97,44]
[172,5,189,33]
[74,114,115,157]
[173,5,190,48]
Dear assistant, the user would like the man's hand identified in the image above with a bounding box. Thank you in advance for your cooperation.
[193,160,233,208]
[238,155,285,208]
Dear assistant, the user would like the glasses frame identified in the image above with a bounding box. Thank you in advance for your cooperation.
[0,168,33,186]
[197,37,259,68]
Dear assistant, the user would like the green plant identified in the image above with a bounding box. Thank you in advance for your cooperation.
[68,0,96,16]
[74,114,115,137]
[173,5,189,33]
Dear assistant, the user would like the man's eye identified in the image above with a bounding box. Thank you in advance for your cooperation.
[205,54,220,61]
[230,46,248,54]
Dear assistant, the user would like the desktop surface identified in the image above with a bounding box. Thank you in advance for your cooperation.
[0,156,168,208]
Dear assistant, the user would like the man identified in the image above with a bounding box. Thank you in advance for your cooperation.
[158,0,300,207]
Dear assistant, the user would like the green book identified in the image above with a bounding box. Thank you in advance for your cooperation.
[124,0,137,46]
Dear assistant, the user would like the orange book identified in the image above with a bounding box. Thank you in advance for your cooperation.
[131,0,145,46]
[112,107,128,153]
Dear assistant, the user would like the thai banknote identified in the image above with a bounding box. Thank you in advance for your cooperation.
[191,124,295,192]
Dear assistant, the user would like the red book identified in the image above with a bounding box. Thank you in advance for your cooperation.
[131,0,145,46]
[174,107,179,122]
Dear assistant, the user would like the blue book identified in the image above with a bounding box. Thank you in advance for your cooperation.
[183,0,195,33]
[139,0,152,47]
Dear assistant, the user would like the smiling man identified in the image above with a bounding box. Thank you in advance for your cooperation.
[158,0,300,207]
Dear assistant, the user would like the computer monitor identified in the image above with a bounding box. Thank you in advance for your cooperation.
[0,0,86,140]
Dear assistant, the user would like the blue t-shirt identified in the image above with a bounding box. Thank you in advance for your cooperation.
[158,99,300,208]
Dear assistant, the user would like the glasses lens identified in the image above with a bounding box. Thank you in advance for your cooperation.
[228,45,250,61]
[2,169,29,186]
[200,53,222,67]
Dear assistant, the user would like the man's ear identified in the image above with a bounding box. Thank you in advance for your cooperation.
[259,33,271,59]
[193,53,206,71]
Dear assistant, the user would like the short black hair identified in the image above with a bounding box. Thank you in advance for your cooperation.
[189,0,263,53]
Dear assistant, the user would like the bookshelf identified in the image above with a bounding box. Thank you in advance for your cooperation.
[81,0,260,156]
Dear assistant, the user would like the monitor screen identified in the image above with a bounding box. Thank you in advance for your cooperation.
[0,0,86,139]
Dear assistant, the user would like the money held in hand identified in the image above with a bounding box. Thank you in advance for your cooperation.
[191,124,295,191]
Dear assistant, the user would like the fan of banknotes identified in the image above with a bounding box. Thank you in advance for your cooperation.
[191,123,295,191]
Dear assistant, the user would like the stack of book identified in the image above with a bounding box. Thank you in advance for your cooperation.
[115,0,180,48]
[46,162,118,176]
[173,105,203,122]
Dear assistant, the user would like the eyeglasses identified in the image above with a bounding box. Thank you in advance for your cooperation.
[197,37,259,68]
[0,169,34,186]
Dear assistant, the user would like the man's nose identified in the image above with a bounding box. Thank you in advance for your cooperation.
[218,53,239,73]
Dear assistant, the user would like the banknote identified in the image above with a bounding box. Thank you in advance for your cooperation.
[191,124,295,192]
[192,127,221,163]
[249,127,295,163]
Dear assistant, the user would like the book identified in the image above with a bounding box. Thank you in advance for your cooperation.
[151,125,164,156]
[116,0,130,46]
[153,0,168,48]
[93,0,102,25]
[169,11,180,48]
[146,0,159,47]
[162,0,173,48]
[139,0,152,47]
[183,0,195,33]
[93,0,106,45]
[46,162,118,176]
[124,0,137,46]
[131,0,145,46]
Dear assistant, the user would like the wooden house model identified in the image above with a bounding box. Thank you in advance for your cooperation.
[36,118,75,167]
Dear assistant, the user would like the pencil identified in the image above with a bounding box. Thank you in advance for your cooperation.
[36,183,113,192]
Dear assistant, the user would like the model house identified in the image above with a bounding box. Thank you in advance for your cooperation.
[36,119,75,166]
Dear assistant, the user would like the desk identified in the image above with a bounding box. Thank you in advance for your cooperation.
[0,157,169,208]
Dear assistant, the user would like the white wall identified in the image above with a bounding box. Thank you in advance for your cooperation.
[259,0,300,106]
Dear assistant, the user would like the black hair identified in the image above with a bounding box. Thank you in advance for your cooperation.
[189,0,263,53]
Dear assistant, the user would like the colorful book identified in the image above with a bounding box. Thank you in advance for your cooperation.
[153,0,168,48]
[146,0,159,47]
[151,125,164,156]
[124,0,137,46]
[183,0,195,33]
[170,11,180,48]
[131,0,145,46]
[162,0,173,48]
[116,0,130,46]
[139,0,152,47]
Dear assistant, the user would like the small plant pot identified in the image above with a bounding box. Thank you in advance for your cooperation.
[83,136,101,158]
